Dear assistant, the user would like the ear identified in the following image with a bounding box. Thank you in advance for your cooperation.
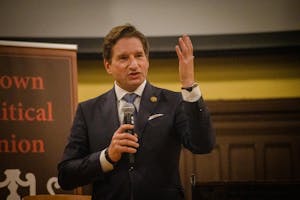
[104,59,112,74]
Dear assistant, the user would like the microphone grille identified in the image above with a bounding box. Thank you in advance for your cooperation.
[122,102,135,114]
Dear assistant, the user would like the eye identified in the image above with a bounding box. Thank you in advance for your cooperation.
[135,53,144,58]
[119,55,128,61]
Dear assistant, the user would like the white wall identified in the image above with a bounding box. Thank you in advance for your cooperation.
[1,0,300,37]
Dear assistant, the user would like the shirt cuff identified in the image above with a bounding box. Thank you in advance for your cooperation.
[181,85,202,102]
[99,149,114,172]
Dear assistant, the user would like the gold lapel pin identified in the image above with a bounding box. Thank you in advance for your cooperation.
[150,96,157,103]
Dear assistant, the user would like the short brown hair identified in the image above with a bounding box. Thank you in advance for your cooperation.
[102,24,149,62]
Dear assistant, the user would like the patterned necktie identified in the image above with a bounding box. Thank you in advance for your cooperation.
[123,93,138,116]
[123,93,138,104]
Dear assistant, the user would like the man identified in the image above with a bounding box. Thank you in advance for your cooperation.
[58,24,215,200]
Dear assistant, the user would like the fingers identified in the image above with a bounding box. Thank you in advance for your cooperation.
[117,124,134,133]
[175,34,195,87]
[112,138,139,153]
[175,45,183,60]
[112,125,139,148]
[116,138,139,149]
[107,124,139,162]
[183,34,193,52]
[112,132,139,148]
[176,35,193,57]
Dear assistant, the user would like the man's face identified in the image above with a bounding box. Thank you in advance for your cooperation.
[104,37,149,92]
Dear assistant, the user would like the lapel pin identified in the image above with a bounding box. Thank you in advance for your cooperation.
[150,96,157,103]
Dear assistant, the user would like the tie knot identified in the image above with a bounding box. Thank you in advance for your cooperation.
[123,93,138,104]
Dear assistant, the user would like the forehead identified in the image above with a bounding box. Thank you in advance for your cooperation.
[112,37,144,56]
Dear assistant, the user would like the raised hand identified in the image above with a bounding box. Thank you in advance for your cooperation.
[175,35,195,88]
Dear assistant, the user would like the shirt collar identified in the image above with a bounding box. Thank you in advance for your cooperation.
[114,80,146,101]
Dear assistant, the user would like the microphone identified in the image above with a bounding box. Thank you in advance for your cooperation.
[122,102,135,132]
[122,102,135,165]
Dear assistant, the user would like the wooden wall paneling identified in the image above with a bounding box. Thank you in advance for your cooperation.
[194,146,221,182]
[264,143,292,180]
[180,98,300,200]
[229,143,256,181]
[218,143,229,180]
[292,139,300,179]
[180,148,194,200]
[255,142,265,180]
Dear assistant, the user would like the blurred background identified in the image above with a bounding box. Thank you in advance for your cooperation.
[1,0,299,101]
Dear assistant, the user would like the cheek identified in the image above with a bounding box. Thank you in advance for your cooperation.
[142,61,149,74]
[116,69,127,79]
[144,66,149,76]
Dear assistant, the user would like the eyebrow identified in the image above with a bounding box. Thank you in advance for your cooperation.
[116,50,145,57]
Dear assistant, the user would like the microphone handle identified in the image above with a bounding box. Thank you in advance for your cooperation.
[124,112,134,134]
[123,112,135,165]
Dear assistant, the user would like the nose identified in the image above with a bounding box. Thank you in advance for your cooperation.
[128,57,138,68]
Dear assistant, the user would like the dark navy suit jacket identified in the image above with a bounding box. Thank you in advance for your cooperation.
[58,82,215,200]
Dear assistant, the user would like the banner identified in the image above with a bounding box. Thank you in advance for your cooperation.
[0,41,78,199]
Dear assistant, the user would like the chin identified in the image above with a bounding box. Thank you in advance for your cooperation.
[130,78,143,85]
[127,81,143,91]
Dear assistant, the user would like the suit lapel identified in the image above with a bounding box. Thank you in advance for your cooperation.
[136,83,161,138]
[101,88,120,142]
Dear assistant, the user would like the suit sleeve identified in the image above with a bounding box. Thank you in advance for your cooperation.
[57,104,105,190]
[176,96,216,154]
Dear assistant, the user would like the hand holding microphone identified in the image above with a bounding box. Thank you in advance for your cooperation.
[106,102,139,164]
[122,102,137,165]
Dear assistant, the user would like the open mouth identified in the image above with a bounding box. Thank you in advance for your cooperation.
[128,72,140,78]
